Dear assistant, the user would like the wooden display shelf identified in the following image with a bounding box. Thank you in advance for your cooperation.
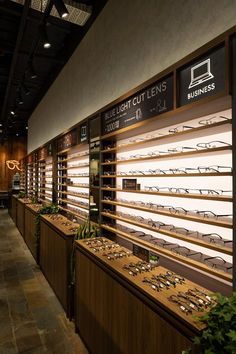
[101,224,232,282]
[101,172,232,178]
[58,175,89,179]
[40,187,52,192]
[101,120,232,152]
[101,187,232,202]
[58,198,89,210]
[39,192,52,199]
[58,153,89,163]
[101,146,232,165]
[57,205,87,221]
[101,212,232,255]
[57,183,89,188]
[57,164,89,170]
[59,191,89,199]
[101,200,232,229]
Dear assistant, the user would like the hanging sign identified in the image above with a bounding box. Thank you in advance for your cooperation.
[178,46,225,106]
[102,75,173,135]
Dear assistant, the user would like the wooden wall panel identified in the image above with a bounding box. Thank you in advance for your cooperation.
[0,137,26,191]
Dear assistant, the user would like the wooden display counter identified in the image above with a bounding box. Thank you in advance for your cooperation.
[11,194,18,223]
[24,204,42,262]
[40,214,79,317]
[74,238,213,354]
[16,198,32,238]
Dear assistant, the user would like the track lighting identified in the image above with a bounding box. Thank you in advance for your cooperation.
[41,26,51,49]
[53,0,69,18]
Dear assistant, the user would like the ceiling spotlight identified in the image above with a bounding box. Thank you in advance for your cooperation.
[10,111,15,115]
[28,61,37,79]
[41,26,51,49]
[26,126,28,130]
[16,133,19,137]
[53,0,69,18]
[22,83,30,96]
[0,123,2,127]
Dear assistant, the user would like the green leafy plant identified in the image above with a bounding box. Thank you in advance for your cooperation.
[30,195,38,204]
[18,191,26,199]
[70,221,99,285]
[34,204,59,260]
[182,292,236,354]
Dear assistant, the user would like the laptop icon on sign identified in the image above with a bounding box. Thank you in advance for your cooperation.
[188,58,214,89]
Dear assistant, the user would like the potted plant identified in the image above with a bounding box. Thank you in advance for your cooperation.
[183,292,236,354]
[17,191,26,199]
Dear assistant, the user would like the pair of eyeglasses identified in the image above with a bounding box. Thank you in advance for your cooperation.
[168,125,195,134]
[204,256,232,273]
[196,140,231,149]
[198,115,231,125]
[168,295,193,315]
[196,210,232,220]
[201,233,232,247]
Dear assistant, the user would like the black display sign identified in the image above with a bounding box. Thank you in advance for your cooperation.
[47,143,52,156]
[179,46,225,106]
[79,122,88,143]
[122,178,137,190]
[133,244,149,262]
[57,129,77,152]
[102,75,173,135]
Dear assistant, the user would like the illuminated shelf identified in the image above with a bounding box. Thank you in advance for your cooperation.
[101,224,232,282]
[101,200,232,229]
[101,172,232,178]
[101,187,232,202]
[101,120,232,151]
[101,146,232,165]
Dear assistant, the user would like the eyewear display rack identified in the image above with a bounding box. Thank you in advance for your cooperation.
[38,156,53,204]
[26,157,37,197]
[100,106,233,288]
[19,159,27,192]
[56,143,90,223]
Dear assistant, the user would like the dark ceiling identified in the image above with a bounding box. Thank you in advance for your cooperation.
[0,0,107,141]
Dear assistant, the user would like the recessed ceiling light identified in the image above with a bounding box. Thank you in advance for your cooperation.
[16,133,19,136]
[26,126,28,130]
[10,111,15,115]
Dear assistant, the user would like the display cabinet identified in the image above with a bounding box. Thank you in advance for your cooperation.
[38,157,53,204]
[19,158,27,192]
[100,106,233,289]
[75,237,213,354]
[56,143,89,223]
[26,155,37,198]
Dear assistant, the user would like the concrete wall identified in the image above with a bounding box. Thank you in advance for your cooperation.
[28,0,236,152]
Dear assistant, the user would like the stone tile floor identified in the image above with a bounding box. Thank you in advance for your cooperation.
[0,210,89,354]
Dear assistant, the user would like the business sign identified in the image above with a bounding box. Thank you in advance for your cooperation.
[79,122,88,143]
[6,160,21,171]
[178,46,225,106]
[102,75,173,135]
